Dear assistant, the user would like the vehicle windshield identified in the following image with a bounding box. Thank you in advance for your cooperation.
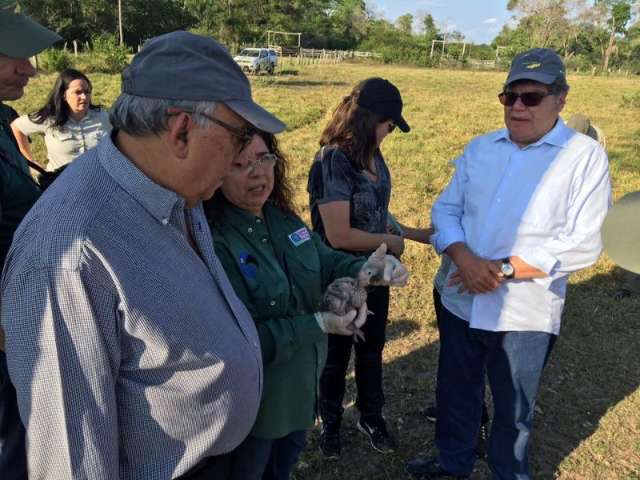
[238,49,259,57]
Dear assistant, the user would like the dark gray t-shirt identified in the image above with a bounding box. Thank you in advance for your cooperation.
[307,146,391,255]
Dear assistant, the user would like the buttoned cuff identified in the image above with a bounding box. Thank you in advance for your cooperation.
[432,228,466,255]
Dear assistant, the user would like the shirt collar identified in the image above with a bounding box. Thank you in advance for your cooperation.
[494,117,571,149]
[98,132,184,224]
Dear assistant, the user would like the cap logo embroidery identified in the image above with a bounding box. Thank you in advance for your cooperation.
[525,62,542,69]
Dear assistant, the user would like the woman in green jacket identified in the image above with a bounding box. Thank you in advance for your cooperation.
[204,130,408,480]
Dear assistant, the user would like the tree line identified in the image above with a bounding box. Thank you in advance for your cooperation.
[19,0,640,73]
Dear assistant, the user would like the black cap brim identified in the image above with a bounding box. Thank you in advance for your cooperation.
[394,114,410,133]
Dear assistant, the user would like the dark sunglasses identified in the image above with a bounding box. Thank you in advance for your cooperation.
[498,91,552,107]
[168,110,256,151]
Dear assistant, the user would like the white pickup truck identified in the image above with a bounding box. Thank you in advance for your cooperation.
[233,48,278,74]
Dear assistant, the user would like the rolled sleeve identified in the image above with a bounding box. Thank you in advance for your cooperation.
[1,266,121,480]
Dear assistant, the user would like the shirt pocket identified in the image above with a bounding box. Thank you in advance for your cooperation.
[284,241,322,312]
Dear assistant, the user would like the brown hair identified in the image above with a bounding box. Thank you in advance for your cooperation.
[319,79,385,171]
[204,130,297,225]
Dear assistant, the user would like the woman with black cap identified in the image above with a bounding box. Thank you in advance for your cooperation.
[307,77,431,457]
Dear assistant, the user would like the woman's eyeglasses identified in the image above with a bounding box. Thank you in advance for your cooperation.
[498,91,552,107]
[229,153,278,175]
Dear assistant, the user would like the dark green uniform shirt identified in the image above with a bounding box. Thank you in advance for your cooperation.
[0,103,41,265]
[211,202,365,438]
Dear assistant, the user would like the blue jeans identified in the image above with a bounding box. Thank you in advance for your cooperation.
[0,351,27,480]
[231,430,306,480]
[435,307,556,479]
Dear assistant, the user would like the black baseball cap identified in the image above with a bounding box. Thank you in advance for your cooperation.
[122,31,286,134]
[357,77,410,133]
[505,48,566,86]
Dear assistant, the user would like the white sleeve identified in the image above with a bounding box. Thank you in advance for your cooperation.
[11,114,47,137]
[516,145,611,275]
[430,153,468,254]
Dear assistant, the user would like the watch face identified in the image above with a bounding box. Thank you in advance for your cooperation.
[502,262,514,276]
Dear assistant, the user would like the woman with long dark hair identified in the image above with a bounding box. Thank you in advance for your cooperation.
[307,77,431,458]
[11,68,110,171]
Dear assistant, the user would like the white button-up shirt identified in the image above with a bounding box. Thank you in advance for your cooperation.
[431,119,611,334]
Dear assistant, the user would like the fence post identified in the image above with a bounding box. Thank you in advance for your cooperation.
[73,40,78,56]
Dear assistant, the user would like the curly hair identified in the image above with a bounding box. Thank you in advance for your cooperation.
[204,130,297,224]
[319,79,386,170]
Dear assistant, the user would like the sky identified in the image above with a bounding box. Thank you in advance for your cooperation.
[368,0,514,45]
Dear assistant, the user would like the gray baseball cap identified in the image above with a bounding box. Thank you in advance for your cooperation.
[505,48,566,86]
[0,3,61,58]
[603,191,640,274]
[122,31,286,134]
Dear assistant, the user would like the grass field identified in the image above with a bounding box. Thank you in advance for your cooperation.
[9,63,640,479]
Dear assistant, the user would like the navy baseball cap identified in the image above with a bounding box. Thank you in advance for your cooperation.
[505,48,566,86]
[122,31,286,134]
[357,77,410,132]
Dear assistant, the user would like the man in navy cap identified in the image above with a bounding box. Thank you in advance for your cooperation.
[0,3,61,479]
[407,48,611,479]
[1,31,285,479]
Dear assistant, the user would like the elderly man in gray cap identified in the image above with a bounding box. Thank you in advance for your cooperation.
[407,48,611,479]
[1,30,285,479]
[0,3,60,479]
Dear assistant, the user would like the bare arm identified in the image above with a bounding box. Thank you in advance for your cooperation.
[318,201,404,256]
[504,256,547,280]
[398,223,433,244]
[10,122,34,162]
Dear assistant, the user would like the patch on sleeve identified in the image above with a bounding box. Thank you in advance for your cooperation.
[288,227,311,247]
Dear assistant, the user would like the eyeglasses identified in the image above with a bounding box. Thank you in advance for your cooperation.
[388,122,396,133]
[168,110,256,151]
[229,153,278,175]
[498,91,552,107]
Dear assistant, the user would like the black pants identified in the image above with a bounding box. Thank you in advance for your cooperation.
[319,286,390,422]
[433,288,489,425]
[0,351,27,480]
[177,453,233,480]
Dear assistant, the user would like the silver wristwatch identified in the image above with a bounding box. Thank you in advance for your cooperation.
[501,258,515,279]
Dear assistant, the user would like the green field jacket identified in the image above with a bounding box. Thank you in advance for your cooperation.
[211,202,365,438]
[0,103,41,265]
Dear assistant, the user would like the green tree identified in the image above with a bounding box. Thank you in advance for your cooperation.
[594,0,636,70]
[396,13,413,35]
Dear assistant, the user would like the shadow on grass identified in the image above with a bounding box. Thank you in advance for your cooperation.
[297,316,441,480]
[297,269,640,479]
[530,269,640,478]
[257,79,350,88]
